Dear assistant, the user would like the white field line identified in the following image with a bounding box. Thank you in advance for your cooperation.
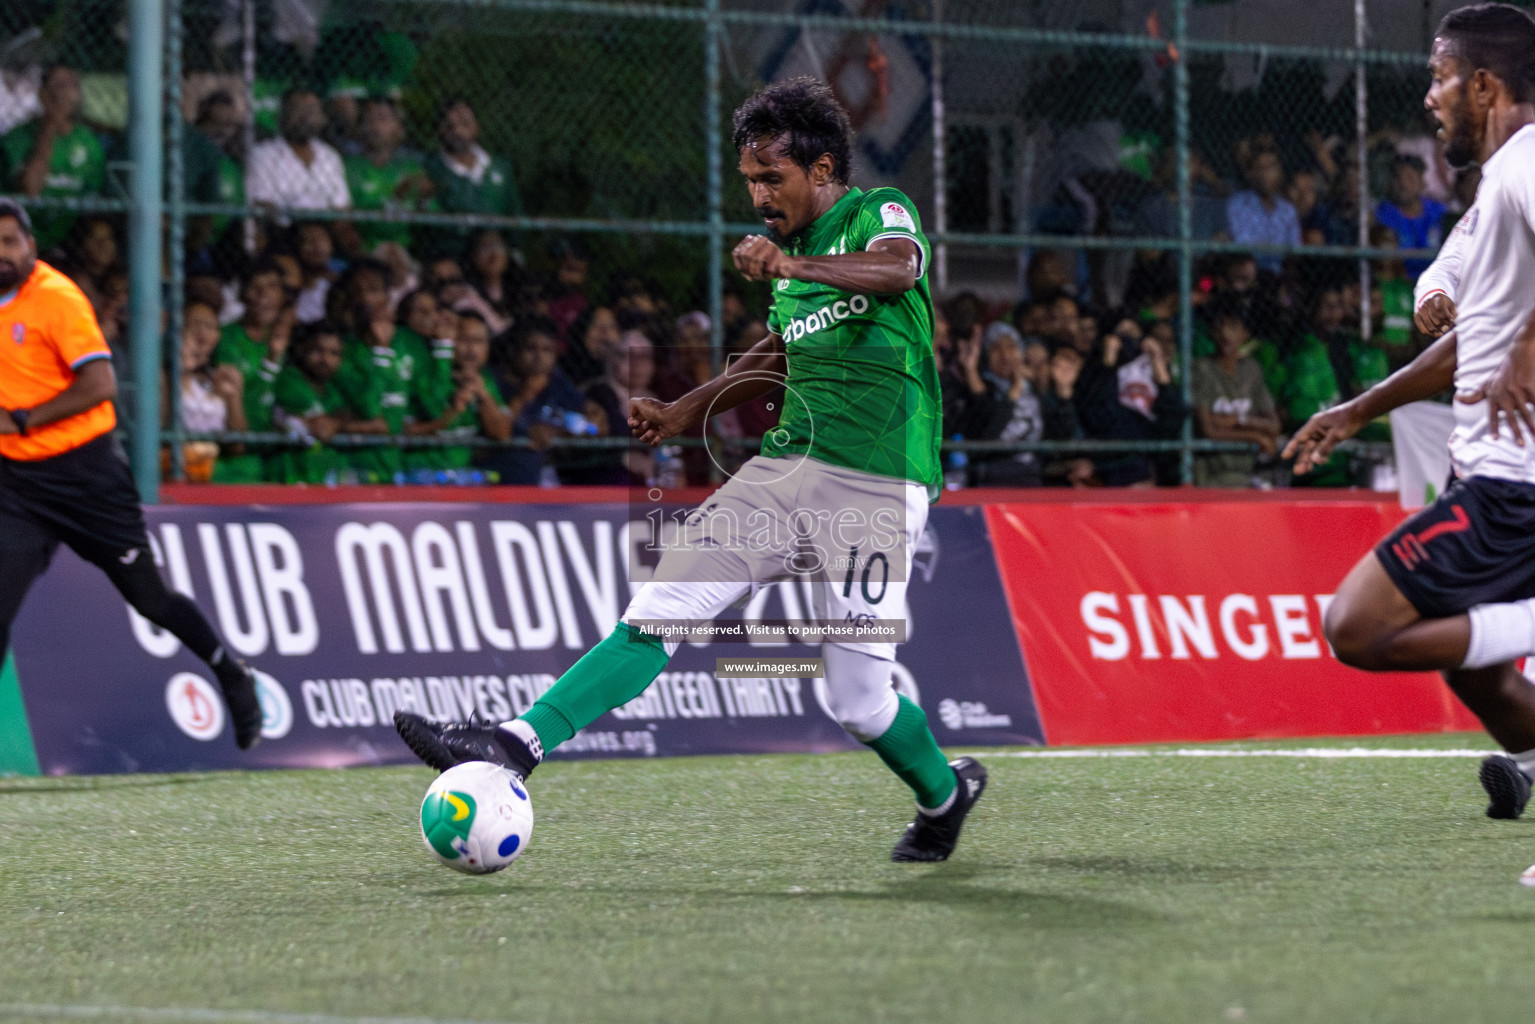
[0,1004,534,1024]
[960,747,1497,759]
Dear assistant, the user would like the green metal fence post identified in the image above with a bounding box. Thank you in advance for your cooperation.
[1175,0,1195,486]
[127,0,165,503]
[166,0,186,483]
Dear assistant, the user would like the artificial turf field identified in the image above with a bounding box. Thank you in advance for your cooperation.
[5,735,1535,1023]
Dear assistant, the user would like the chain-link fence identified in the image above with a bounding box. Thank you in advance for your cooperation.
[0,0,1482,495]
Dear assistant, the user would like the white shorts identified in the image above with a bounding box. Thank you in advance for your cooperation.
[622,455,929,660]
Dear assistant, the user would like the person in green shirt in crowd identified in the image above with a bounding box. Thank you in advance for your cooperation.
[251,78,287,139]
[1271,285,1391,486]
[345,97,435,254]
[0,66,105,253]
[184,91,246,257]
[271,321,387,484]
[330,258,434,482]
[404,310,513,473]
[1370,224,1419,369]
[421,97,522,258]
[212,258,296,482]
[396,287,458,400]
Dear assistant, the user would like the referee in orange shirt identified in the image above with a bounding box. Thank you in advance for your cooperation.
[0,198,263,749]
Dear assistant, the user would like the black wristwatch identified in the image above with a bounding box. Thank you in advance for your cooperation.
[8,408,29,436]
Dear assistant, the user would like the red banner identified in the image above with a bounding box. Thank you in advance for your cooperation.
[984,497,1481,745]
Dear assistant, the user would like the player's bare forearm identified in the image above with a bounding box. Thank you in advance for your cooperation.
[629,334,785,445]
[678,334,785,419]
[1354,328,1458,422]
[1284,330,1457,473]
[22,360,117,429]
[733,235,919,295]
[778,250,917,295]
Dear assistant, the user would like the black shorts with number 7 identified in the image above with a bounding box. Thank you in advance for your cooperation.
[1376,474,1535,620]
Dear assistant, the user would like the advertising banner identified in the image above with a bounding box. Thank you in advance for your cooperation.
[11,503,1040,774]
[985,499,1481,746]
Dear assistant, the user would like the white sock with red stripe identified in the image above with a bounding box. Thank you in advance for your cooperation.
[1463,600,1535,669]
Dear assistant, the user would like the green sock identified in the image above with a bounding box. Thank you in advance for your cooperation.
[518,622,670,752]
[866,695,957,810]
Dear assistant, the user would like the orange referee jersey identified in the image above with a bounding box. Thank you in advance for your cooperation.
[0,259,114,460]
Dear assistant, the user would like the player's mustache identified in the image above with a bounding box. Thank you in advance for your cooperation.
[757,207,785,220]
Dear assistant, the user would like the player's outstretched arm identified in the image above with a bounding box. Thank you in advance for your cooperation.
[0,359,117,435]
[733,235,920,295]
[1284,328,1458,474]
[628,332,786,446]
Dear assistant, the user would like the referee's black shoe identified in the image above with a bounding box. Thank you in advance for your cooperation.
[393,712,538,778]
[213,657,263,750]
[891,757,988,862]
[1480,754,1531,819]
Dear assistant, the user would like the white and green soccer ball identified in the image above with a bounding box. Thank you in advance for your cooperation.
[419,761,534,874]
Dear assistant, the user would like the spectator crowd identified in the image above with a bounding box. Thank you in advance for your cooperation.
[0,51,1458,490]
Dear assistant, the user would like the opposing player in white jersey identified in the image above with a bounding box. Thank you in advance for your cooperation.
[1285,3,1535,818]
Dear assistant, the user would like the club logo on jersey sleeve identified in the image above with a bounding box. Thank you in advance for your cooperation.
[881,202,915,231]
[1453,206,1478,239]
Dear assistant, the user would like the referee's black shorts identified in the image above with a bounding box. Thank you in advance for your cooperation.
[1376,474,1535,619]
[0,431,152,570]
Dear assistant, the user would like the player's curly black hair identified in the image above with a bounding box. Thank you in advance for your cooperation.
[1438,3,1535,102]
[731,77,853,185]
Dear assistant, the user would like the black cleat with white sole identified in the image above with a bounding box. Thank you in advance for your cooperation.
[213,657,263,750]
[1480,754,1531,819]
[891,757,988,863]
[393,711,539,777]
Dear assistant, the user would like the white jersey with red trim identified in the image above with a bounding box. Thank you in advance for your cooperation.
[1445,123,1535,483]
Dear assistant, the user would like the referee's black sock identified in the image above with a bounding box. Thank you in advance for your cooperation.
[107,555,224,665]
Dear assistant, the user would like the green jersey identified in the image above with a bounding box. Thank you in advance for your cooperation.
[345,152,434,250]
[183,129,244,237]
[270,365,348,484]
[0,121,106,250]
[334,326,432,481]
[1380,278,1414,351]
[407,343,481,470]
[421,369,507,471]
[764,187,942,500]
[210,322,283,482]
[421,148,522,257]
[212,323,282,432]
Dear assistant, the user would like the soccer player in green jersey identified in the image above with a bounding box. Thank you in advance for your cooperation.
[395,77,985,863]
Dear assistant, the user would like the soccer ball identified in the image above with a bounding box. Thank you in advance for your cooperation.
[419,761,534,874]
